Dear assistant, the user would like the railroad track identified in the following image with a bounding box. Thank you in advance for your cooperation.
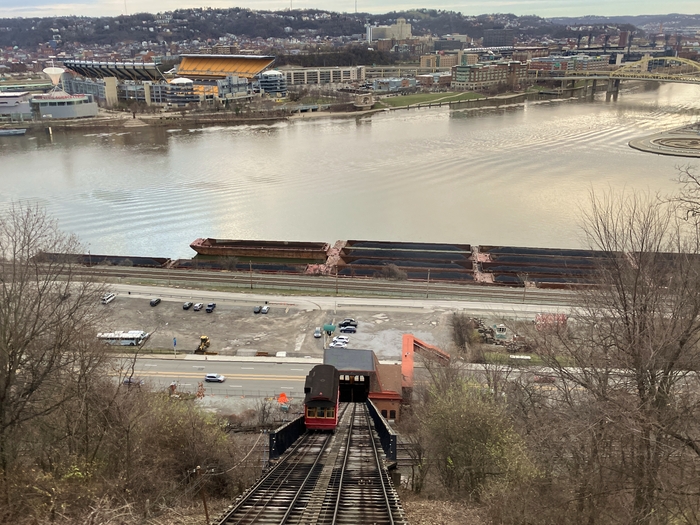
[215,403,407,525]
[71,265,575,306]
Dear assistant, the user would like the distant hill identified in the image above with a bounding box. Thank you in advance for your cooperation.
[549,13,700,30]
[0,9,563,48]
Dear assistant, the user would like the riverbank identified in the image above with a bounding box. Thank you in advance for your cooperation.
[0,89,573,133]
[629,123,700,158]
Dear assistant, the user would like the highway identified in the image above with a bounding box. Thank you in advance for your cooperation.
[117,356,316,397]
[106,282,573,319]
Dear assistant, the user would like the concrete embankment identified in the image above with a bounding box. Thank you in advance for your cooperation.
[629,124,700,158]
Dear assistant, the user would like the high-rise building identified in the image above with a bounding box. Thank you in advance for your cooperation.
[483,29,515,48]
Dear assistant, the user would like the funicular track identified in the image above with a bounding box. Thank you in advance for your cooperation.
[216,403,406,525]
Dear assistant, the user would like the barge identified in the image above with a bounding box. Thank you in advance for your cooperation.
[0,129,27,136]
[189,238,330,263]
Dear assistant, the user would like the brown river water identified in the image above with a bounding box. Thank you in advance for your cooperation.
[1,82,699,258]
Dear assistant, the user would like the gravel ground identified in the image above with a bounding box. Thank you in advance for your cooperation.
[101,294,454,360]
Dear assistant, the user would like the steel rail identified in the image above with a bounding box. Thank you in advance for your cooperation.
[330,402,358,524]
[70,265,574,306]
[278,403,352,525]
[362,404,395,525]
[216,432,328,525]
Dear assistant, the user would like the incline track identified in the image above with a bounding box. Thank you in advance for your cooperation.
[75,265,573,306]
[216,403,407,525]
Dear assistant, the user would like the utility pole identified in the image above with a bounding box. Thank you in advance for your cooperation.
[249,260,253,290]
[425,269,430,298]
[196,466,210,523]
[335,266,339,296]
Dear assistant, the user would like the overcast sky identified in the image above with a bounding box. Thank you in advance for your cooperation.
[0,0,697,19]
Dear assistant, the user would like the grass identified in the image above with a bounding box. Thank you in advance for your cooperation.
[378,92,483,108]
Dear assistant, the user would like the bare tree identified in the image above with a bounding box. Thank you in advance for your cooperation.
[378,263,407,281]
[0,204,105,507]
[415,362,532,501]
[514,190,700,524]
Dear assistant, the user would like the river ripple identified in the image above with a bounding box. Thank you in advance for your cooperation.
[1,82,699,258]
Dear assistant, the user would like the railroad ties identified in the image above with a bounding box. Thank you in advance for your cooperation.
[217,402,407,525]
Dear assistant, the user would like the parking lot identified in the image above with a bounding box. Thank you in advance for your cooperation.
[100,290,450,359]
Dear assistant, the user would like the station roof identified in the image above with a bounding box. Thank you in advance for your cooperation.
[177,54,275,80]
[324,348,376,373]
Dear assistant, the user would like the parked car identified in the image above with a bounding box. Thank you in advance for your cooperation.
[253,306,262,314]
[313,327,322,338]
[338,318,358,328]
[261,305,269,314]
[183,301,193,310]
[340,325,356,333]
[206,303,216,313]
[329,341,347,348]
[123,377,144,386]
[333,336,350,343]
[193,303,203,311]
[149,298,161,307]
[204,373,225,383]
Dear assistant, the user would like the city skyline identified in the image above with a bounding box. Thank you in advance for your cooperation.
[1,0,698,20]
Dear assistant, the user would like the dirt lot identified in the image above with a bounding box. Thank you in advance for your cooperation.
[101,294,454,359]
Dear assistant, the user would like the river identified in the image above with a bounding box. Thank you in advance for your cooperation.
[1,82,699,259]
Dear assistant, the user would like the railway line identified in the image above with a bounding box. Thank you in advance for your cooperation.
[216,403,406,525]
[73,265,575,307]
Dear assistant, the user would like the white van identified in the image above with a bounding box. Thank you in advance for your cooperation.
[101,293,116,305]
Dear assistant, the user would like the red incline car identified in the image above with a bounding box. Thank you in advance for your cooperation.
[303,364,340,432]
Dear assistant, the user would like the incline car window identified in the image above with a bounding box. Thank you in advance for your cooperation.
[306,407,316,417]
[317,407,325,417]
[326,408,335,418]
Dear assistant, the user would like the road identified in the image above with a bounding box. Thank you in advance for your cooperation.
[118,356,316,397]
[107,282,572,319]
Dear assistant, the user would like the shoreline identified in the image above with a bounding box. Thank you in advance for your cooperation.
[0,90,573,133]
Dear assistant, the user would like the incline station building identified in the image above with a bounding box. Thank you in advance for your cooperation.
[61,54,287,107]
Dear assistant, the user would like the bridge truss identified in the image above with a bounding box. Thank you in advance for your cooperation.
[562,56,700,84]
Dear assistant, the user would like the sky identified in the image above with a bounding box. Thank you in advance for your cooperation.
[0,0,698,19]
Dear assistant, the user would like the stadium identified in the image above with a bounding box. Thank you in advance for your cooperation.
[61,54,287,107]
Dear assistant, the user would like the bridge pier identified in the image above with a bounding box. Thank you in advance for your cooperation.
[590,79,597,99]
[606,78,620,101]
[560,79,577,98]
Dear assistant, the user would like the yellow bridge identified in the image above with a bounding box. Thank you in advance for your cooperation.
[554,57,700,85]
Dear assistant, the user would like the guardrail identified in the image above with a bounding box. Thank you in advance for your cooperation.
[268,416,306,459]
[366,399,397,460]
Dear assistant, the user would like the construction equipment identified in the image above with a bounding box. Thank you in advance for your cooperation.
[194,335,218,355]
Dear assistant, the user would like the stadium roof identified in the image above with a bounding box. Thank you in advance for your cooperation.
[61,59,177,81]
[177,54,275,80]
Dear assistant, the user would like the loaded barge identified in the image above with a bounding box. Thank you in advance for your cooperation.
[49,238,613,289]
[190,238,329,263]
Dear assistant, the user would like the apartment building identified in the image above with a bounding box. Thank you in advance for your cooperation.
[451,61,528,90]
[280,65,365,86]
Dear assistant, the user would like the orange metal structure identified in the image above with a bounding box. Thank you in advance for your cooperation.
[401,334,450,402]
